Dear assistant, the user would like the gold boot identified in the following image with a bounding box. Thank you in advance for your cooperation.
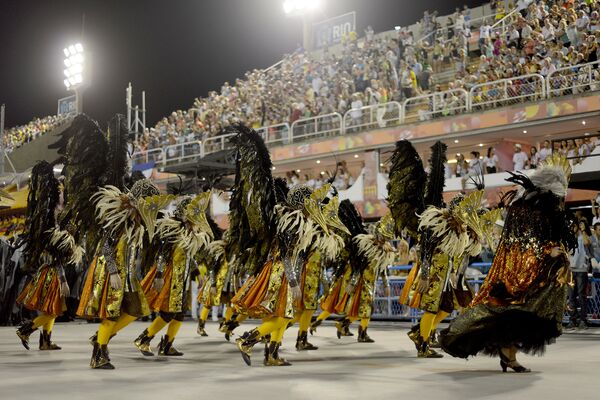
[264,342,291,366]
[295,331,318,351]
[197,319,208,336]
[309,319,322,335]
[39,331,61,350]
[90,343,114,369]
[158,335,183,356]
[236,329,261,366]
[133,329,154,356]
[16,321,37,350]
[407,324,420,350]
[416,335,443,358]
[357,326,375,343]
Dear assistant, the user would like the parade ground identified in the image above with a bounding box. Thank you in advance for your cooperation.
[0,320,598,400]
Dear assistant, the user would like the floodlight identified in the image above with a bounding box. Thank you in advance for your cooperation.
[68,45,76,55]
[74,43,83,53]
[64,79,71,89]
[63,48,70,57]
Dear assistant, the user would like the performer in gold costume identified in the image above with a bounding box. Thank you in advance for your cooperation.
[135,193,213,356]
[16,161,83,351]
[77,180,172,369]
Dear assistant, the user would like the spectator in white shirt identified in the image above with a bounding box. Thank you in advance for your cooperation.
[512,143,529,171]
[538,140,552,162]
[483,146,499,173]
[541,19,555,42]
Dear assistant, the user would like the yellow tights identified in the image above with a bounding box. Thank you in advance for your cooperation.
[419,311,450,340]
[316,311,331,322]
[199,307,210,322]
[360,318,369,329]
[298,309,314,333]
[166,320,182,338]
[147,316,168,337]
[32,313,56,332]
[223,306,234,322]
[147,316,182,339]
[256,317,289,338]
[97,313,137,345]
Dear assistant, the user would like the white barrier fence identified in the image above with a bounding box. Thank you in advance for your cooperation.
[132,62,600,167]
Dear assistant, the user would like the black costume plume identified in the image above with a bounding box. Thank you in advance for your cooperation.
[226,124,276,275]
[387,140,426,237]
[23,161,60,272]
[423,141,447,208]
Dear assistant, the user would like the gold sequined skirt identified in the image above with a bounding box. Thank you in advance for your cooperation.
[231,259,293,319]
[77,255,150,320]
[17,264,65,317]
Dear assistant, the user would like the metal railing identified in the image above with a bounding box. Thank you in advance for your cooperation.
[130,62,600,168]
[404,89,468,122]
[131,148,164,166]
[290,112,343,143]
[469,74,545,111]
[547,60,600,98]
[342,102,402,133]
[203,133,235,157]
[371,264,600,323]
[256,122,291,145]
[164,140,203,164]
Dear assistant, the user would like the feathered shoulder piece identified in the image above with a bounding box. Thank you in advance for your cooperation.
[157,193,213,256]
[418,205,468,258]
[387,140,426,237]
[48,227,85,266]
[94,183,174,248]
[354,233,396,272]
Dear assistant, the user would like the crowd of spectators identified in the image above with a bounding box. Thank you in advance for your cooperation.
[445,133,599,179]
[6,1,600,157]
[282,161,357,191]
[2,114,70,153]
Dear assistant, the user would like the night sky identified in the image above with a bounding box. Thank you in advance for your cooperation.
[0,0,486,129]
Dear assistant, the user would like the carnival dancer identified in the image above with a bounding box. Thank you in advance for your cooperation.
[77,179,172,369]
[440,154,575,372]
[135,193,213,356]
[224,125,344,366]
[196,231,246,340]
[289,195,349,351]
[400,191,496,357]
[16,161,83,350]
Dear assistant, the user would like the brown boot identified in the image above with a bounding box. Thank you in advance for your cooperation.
[133,329,155,356]
[16,321,37,350]
[236,329,261,366]
[39,331,61,350]
[158,335,183,356]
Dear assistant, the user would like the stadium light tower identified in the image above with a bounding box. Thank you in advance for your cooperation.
[283,0,323,51]
[63,43,85,113]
